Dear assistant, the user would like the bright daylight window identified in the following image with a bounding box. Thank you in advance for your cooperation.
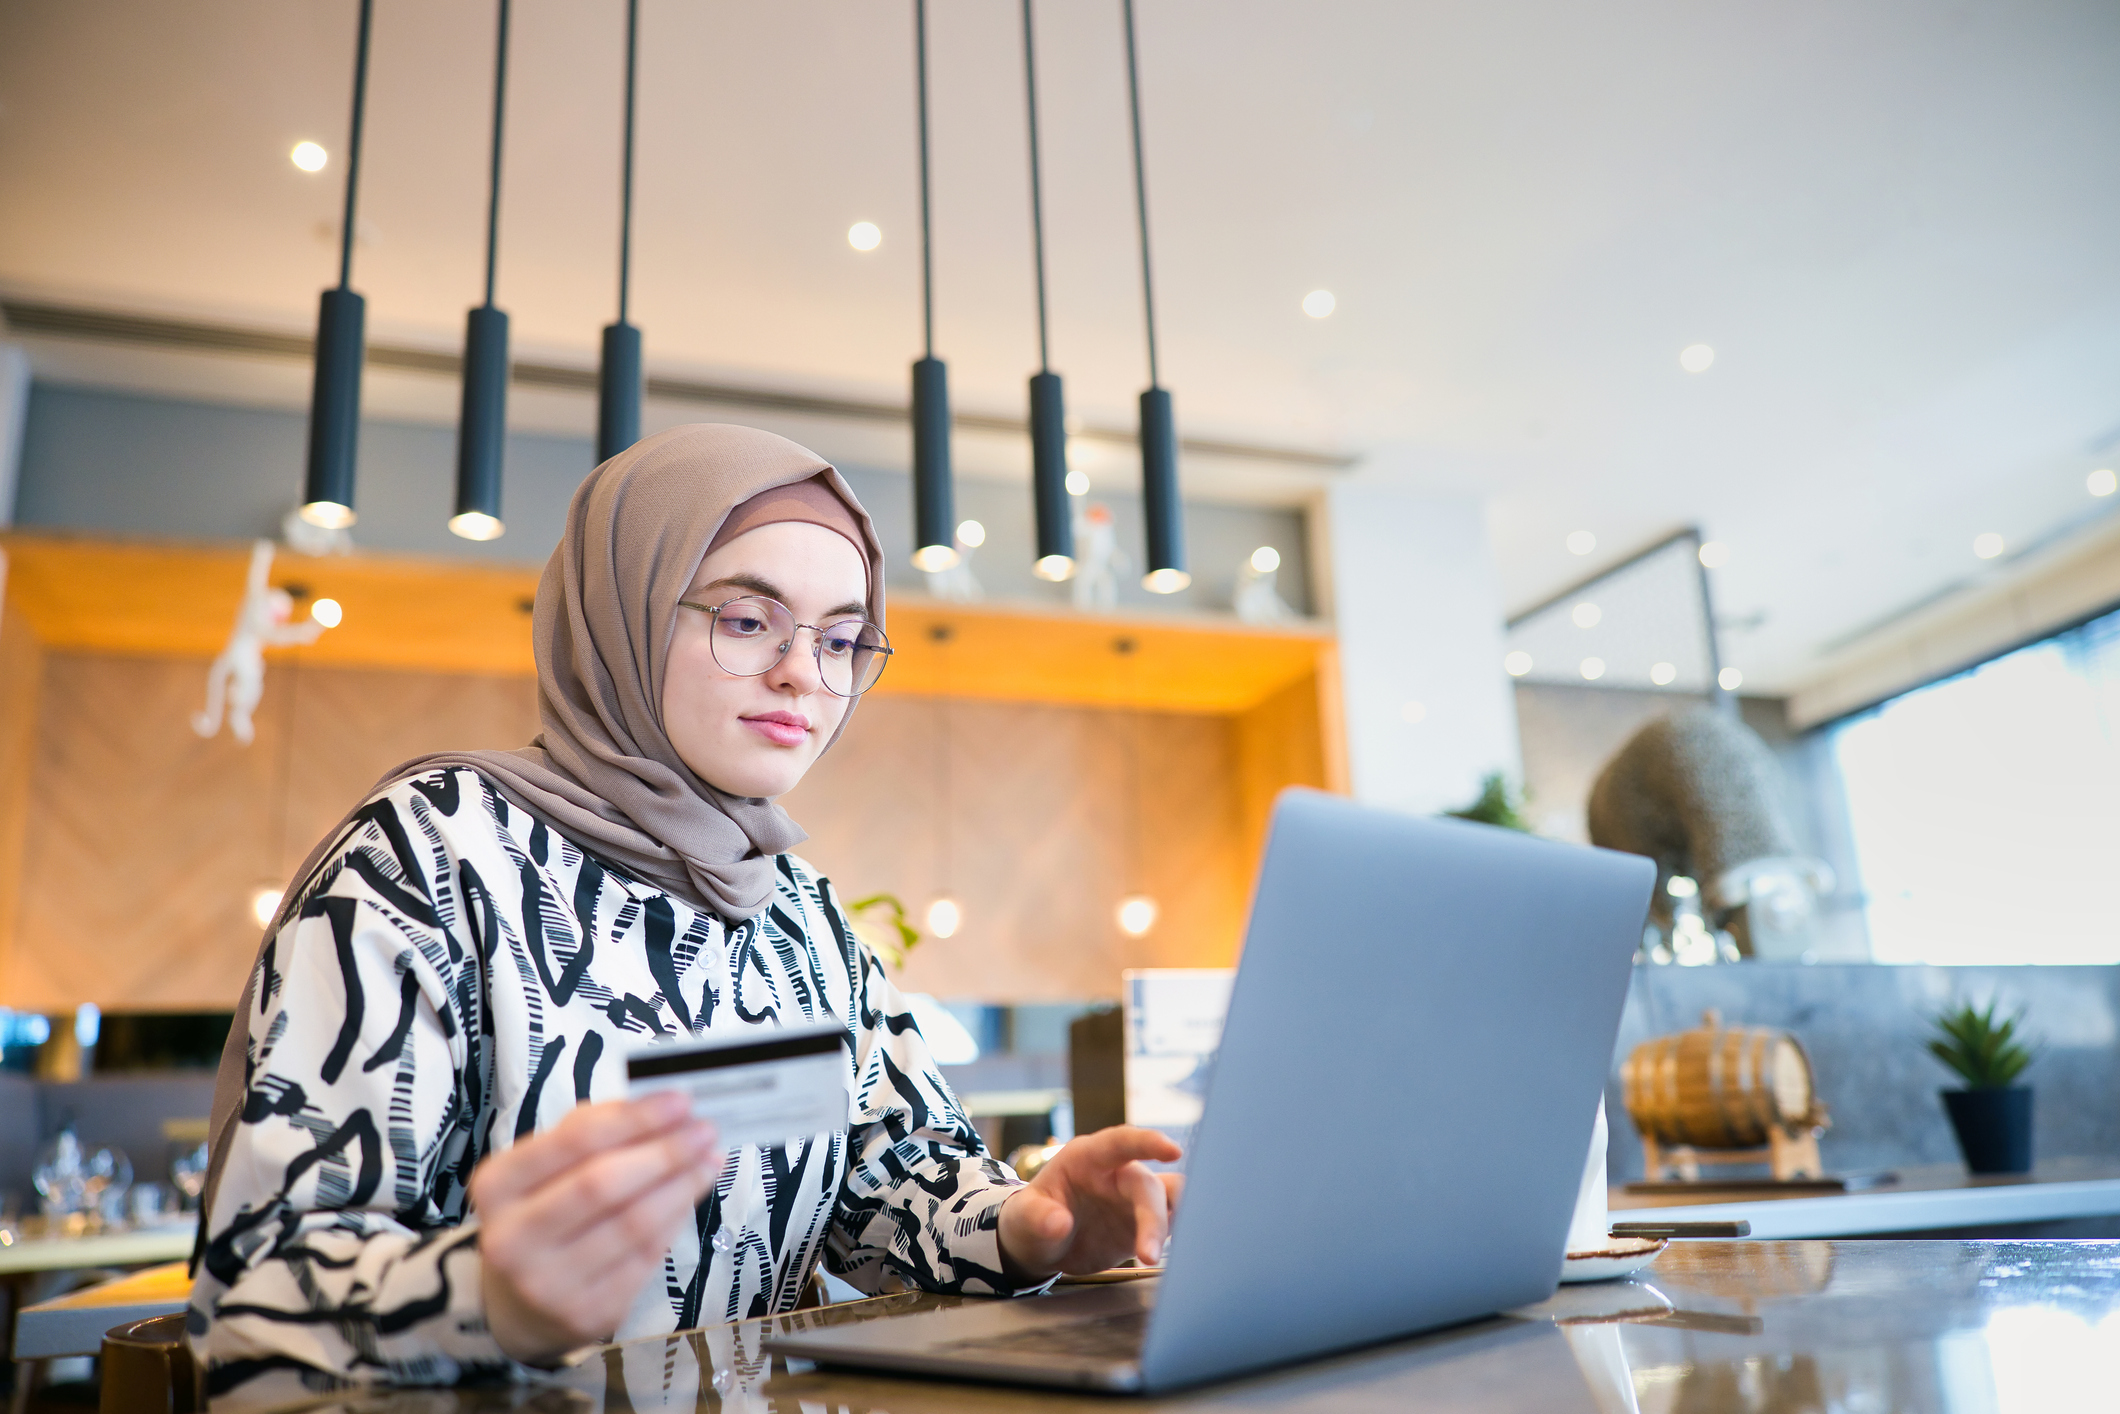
[1833,605,2120,964]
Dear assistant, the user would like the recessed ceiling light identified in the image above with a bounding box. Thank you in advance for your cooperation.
[1566,530,1596,556]
[1972,532,2004,560]
[955,519,985,548]
[1697,540,1730,568]
[1116,895,1159,936]
[310,597,343,628]
[1718,667,1744,691]
[1064,468,1090,496]
[249,887,284,928]
[1504,651,1533,677]
[1572,602,1601,628]
[1302,289,1336,319]
[1250,546,1281,574]
[847,221,881,251]
[1679,344,1715,373]
[925,896,962,939]
[1580,657,1606,681]
[2090,468,2117,497]
[1649,662,1677,686]
[290,141,328,172]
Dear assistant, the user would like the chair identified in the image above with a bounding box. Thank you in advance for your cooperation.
[97,1313,199,1414]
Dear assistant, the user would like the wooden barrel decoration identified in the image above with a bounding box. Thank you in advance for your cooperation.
[1621,1009,1818,1149]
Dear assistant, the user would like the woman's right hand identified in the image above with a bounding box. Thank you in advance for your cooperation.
[471,1090,722,1366]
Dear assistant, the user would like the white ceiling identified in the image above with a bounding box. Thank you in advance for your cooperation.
[4,0,2119,692]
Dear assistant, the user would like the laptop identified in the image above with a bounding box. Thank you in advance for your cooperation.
[768,788,1653,1393]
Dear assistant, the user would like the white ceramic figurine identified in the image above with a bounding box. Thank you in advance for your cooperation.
[192,540,329,745]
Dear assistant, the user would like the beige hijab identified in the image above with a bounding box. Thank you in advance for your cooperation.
[200,425,884,1235]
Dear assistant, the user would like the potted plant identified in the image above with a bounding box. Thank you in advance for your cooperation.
[1926,1002,2035,1175]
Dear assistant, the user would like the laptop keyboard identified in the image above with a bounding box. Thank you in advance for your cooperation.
[935,1309,1149,1362]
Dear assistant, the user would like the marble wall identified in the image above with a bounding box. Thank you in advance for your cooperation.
[1605,964,2120,1181]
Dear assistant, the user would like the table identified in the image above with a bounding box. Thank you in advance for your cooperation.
[0,1223,193,1278]
[212,1240,2120,1412]
[12,1261,190,1360]
[1610,1158,2120,1238]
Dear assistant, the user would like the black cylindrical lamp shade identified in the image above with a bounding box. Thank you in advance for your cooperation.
[598,321,642,463]
[910,355,958,571]
[1029,371,1074,580]
[1139,386,1188,592]
[301,286,366,529]
[450,304,509,540]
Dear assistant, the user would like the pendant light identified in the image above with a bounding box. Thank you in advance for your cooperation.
[451,0,512,542]
[298,0,375,531]
[1021,0,1073,583]
[597,0,643,464]
[1122,0,1188,593]
[908,0,959,573]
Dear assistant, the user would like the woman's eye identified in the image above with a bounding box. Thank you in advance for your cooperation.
[820,630,859,659]
[722,614,770,636]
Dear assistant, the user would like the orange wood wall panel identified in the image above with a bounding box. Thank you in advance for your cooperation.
[0,592,47,1000]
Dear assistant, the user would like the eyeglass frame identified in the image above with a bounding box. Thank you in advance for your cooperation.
[674,594,893,698]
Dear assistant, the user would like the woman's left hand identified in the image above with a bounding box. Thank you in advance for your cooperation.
[997,1126,1184,1281]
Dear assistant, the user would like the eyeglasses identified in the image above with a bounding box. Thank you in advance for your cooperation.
[675,595,892,698]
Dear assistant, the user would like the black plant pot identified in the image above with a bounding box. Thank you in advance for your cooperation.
[1941,1087,2033,1175]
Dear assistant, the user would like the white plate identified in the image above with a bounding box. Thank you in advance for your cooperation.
[1560,1236,1667,1284]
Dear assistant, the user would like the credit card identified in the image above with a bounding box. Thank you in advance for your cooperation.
[627,1022,851,1152]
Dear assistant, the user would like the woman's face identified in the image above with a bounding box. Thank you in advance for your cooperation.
[661,520,870,799]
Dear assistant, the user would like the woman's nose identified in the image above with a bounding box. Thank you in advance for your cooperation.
[767,629,825,695]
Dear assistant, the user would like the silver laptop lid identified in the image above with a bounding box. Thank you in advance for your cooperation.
[1139,789,1651,1390]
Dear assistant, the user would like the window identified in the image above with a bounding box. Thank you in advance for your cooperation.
[1832,605,2120,964]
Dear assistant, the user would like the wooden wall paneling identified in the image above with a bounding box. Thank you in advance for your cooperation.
[1233,671,1331,875]
[11,653,282,1011]
[0,589,48,1004]
[278,665,539,881]
[783,697,1246,1003]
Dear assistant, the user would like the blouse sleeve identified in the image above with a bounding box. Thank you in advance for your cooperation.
[820,898,1055,1298]
[188,795,517,1395]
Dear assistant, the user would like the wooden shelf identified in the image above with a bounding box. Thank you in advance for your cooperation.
[0,534,1335,714]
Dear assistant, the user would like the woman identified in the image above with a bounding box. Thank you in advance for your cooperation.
[191,425,1181,1396]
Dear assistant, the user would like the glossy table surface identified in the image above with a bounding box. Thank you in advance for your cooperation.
[224,1241,2120,1413]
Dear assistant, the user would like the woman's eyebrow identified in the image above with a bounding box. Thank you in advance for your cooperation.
[696,573,784,600]
[823,601,869,620]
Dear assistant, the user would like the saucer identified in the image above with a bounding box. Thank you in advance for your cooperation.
[1559,1236,1667,1284]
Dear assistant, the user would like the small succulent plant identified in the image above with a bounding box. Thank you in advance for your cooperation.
[1927,1002,2034,1091]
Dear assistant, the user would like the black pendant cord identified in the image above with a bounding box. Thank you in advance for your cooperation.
[1121,0,1159,388]
[337,0,374,290]
[617,0,639,326]
[596,0,643,462]
[301,0,374,527]
[1023,0,1072,578]
[481,0,511,308]
[453,0,512,537]
[1022,0,1051,375]
[915,0,936,360]
[907,0,955,568]
[1123,0,1185,591]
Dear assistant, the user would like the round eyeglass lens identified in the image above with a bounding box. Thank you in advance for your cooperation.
[708,597,891,697]
[820,619,891,697]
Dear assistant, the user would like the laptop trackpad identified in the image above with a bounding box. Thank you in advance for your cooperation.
[768,1279,1157,1372]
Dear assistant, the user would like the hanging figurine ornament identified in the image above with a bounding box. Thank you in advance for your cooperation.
[298,0,376,531]
[597,0,643,464]
[1121,0,1188,593]
[192,542,335,746]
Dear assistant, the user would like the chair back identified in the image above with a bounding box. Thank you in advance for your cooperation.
[99,1311,201,1414]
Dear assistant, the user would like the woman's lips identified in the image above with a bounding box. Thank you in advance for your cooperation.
[741,711,811,748]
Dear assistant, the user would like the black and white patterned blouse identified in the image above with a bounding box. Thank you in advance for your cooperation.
[189,768,1040,1396]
